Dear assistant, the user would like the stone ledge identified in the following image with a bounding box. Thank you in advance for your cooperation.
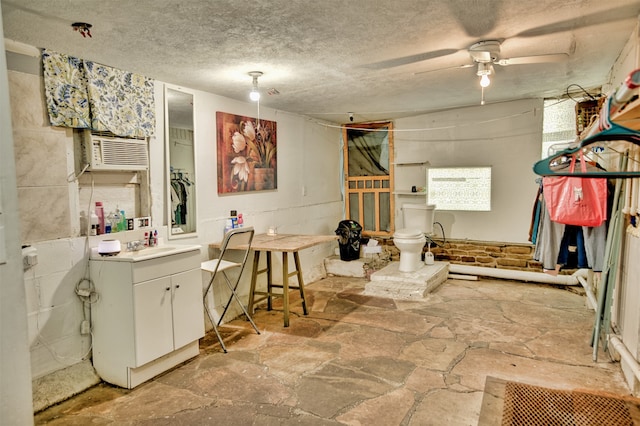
[364,261,449,299]
[325,255,369,277]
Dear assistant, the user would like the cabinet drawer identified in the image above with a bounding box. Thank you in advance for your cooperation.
[132,250,200,283]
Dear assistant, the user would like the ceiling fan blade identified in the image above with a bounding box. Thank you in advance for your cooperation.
[516,3,640,38]
[414,63,474,76]
[361,48,459,70]
[495,53,569,66]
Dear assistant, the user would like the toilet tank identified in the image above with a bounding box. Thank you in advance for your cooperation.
[402,204,435,234]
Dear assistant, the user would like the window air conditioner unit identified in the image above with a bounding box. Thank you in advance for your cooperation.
[81,135,149,171]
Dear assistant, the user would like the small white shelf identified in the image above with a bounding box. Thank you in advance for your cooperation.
[394,161,429,166]
[394,190,426,196]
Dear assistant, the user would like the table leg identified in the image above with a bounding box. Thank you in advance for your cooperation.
[248,251,261,315]
[266,251,273,311]
[282,252,290,327]
[293,251,308,315]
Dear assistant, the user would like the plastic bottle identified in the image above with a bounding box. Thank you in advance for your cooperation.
[105,212,113,234]
[90,210,98,236]
[224,218,233,234]
[237,213,244,228]
[111,209,121,233]
[95,202,105,235]
[230,210,238,228]
[119,210,126,232]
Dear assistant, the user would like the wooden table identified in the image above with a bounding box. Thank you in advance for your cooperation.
[210,233,337,327]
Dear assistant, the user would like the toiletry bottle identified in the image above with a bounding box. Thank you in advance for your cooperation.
[90,210,98,236]
[95,202,105,235]
[105,212,113,234]
[230,210,238,228]
[237,213,243,228]
[119,210,126,232]
[111,208,120,233]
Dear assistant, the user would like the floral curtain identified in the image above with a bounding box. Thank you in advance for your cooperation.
[42,49,155,137]
[84,61,155,138]
[42,50,91,128]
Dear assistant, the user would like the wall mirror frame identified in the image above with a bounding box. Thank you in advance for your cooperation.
[165,85,197,239]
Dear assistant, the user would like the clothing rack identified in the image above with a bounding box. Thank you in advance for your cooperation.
[532,69,640,362]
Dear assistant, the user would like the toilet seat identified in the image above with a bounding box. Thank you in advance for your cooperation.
[393,228,424,239]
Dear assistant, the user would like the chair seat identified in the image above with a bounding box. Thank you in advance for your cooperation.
[201,258,241,273]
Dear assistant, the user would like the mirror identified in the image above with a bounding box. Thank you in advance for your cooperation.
[165,86,197,238]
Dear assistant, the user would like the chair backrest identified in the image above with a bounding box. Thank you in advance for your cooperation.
[215,226,255,273]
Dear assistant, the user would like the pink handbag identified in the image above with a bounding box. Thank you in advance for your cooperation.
[543,153,607,227]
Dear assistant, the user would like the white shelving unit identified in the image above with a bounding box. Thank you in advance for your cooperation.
[393,161,429,197]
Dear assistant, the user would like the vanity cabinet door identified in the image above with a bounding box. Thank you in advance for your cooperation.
[133,276,174,366]
[171,268,205,349]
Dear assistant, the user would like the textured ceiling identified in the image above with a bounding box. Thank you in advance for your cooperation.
[2,0,640,123]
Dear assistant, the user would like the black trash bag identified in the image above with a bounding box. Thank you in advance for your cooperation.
[334,220,362,261]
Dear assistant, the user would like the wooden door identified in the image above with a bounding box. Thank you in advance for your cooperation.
[342,122,394,237]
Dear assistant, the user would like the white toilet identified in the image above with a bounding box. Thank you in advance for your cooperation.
[393,204,436,272]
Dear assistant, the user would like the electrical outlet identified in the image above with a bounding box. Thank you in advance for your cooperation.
[22,246,37,269]
[80,320,91,335]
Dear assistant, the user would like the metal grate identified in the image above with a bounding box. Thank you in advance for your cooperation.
[502,381,640,425]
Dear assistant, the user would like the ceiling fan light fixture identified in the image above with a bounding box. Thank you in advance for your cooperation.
[476,62,492,87]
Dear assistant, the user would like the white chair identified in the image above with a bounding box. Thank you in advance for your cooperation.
[201,227,260,352]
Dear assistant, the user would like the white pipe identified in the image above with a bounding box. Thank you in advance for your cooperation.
[608,335,640,386]
[448,264,588,286]
[576,274,597,310]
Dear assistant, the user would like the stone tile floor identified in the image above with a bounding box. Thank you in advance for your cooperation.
[35,276,631,425]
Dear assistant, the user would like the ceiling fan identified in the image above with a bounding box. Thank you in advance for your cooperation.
[414,40,569,78]
[413,40,569,105]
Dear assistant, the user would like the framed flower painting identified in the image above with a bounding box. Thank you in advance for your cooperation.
[216,111,277,194]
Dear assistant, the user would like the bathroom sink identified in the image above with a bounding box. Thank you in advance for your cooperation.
[92,244,201,262]
[116,246,178,260]
[131,246,176,256]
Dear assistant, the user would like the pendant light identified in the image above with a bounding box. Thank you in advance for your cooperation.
[248,71,263,102]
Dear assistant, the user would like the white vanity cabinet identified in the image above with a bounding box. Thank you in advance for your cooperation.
[90,246,204,388]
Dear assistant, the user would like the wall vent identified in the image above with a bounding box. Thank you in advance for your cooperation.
[81,136,149,171]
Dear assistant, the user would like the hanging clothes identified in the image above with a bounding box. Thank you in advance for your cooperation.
[532,162,611,273]
[170,172,192,226]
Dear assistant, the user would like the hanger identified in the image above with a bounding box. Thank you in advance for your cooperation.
[170,170,193,186]
[533,95,640,178]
